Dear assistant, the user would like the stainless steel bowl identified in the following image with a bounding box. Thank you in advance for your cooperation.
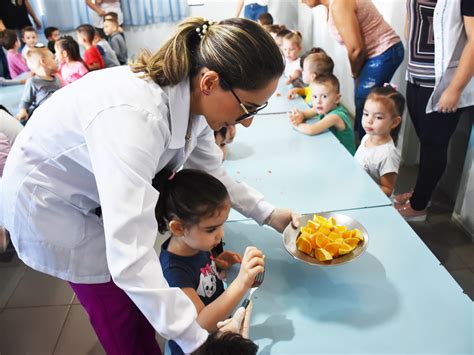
[282,212,369,266]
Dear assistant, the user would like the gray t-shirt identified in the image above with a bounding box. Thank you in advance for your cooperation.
[19,76,61,115]
[108,32,128,65]
[97,39,120,68]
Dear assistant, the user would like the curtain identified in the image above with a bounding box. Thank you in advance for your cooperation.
[34,0,187,31]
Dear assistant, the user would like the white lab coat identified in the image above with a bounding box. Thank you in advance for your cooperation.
[1,66,274,352]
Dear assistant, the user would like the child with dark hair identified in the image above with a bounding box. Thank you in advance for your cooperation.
[54,36,89,86]
[103,16,128,65]
[257,12,273,26]
[44,26,60,54]
[289,73,356,155]
[0,29,29,78]
[154,168,264,355]
[355,84,404,196]
[21,26,39,59]
[274,28,291,49]
[193,331,258,355]
[76,24,105,71]
[93,29,119,68]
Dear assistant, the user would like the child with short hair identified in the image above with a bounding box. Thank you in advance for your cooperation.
[355,85,403,196]
[155,168,264,355]
[288,48,334,105]
[289,73,356,155]
[93,30,120,68]
[54,36,89,86]
[282,31,302,85]
[16,48,60,124]
[0,29,29,79]
[44,26,60,54]
[103,17,128,65]
[21,26,39,59]
[258,12,273,26]
[76,24,105,71]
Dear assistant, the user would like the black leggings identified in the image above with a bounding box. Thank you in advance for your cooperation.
[406,82,461,210]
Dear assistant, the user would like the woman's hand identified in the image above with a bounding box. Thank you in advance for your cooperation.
[216,301,253,338]
[438,87,462,113]
[288,109,305,125]
[235,247,264,289]
[214,250,242,270]
[266,208,301,233]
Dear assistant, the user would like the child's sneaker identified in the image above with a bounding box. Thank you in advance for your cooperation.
[396,201,427,222]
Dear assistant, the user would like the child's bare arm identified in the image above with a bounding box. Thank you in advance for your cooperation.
[182,247,264,332]
[285,69,302,85]
[287,87,306,99]
[16,108,28,121]
[293,113,342,136]
[379,173,397,196]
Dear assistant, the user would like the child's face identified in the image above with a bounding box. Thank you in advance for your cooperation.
[42,50,59,74]
[302,57,317,85]
[103,21,116,36]
[54,43,66,63]
[362,99,401,138]
[182,200,231,252]
[23,31,38,48]
[282,39,301,61]
[50,30,60,42]
[310,83,340,115]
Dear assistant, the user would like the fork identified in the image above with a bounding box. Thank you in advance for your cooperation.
[241,270,265,309]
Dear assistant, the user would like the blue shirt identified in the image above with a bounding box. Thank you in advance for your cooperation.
[160,237,224,355]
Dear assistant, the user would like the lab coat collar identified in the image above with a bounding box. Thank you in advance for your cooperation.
[166,78,192,149]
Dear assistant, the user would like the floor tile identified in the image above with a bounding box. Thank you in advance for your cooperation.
[449,269,474,301]
[0,266,26,311]
[53,305,105,355]
[6,267,74,308]
[453,243,474,268]
[0,306,69,355]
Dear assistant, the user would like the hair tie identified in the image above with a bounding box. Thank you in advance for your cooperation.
[168,171,176,181]
[196,20,216,39]
[383,83,398,91]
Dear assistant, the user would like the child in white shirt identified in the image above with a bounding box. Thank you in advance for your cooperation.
[282,31,302,85]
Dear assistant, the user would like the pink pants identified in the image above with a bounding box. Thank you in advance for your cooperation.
[69,280,162,355]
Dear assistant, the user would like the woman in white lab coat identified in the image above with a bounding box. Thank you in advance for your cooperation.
[1,17,294,354]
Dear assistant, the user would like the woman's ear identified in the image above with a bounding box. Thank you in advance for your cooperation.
[200,70,220,94]
[169,219,185,237]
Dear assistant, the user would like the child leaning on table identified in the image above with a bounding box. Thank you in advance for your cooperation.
[354,85,404,197]
[154,168,263,355]
[289,73,356,155]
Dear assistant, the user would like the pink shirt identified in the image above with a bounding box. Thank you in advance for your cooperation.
[7,51,29,79]
[58,61,89,86]
[327,0,400,58]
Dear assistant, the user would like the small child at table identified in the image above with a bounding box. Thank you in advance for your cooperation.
[355,85,403,196]
[154,168,263,355]
[289,73,356,155]
[76,24,105,71]
[16,47,60,124]
[282,31,303,85]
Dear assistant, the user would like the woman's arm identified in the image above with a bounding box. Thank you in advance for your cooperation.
[438,16,474,113]
[24,0,41,28]
[294,113,343,136]
[379,172,397,196]
[236,0,244,17]
[331,0,367,77]
[86,0,106,16]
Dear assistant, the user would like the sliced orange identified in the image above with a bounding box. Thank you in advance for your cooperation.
[342,230,353,239]
[344,237,360,248]
[314,248,333,261]
[300,226,313,235]
[336,225,347,233]
[296,236,313,255]
[315,215,327,224]
[325,242,342,257]
[328,217,337,227]
[319,226,331,236]
[339,243,355,255]
[327,231,341,241]
[314,232,329,248]
[307,220,320,231]
[353,229,364,241]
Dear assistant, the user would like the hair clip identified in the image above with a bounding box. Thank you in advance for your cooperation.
[168,171,176,181]
[383,82,398,91]
[34,43,46,48]
[196,20,216,39]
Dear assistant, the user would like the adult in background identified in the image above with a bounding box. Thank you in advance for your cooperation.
[236,0,269,21]
[394,0,474,221]
[85,0,123,38]
[2,17,296,354]
[0,0,41,31]
[301,0,404,140]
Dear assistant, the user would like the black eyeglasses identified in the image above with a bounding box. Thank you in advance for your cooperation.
[220,78,268,123]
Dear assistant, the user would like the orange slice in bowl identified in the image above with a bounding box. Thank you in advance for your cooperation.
[344,237,360,248]
[314,232,329,248]
[339,242,355,255]
[315,248,333,261]
[325,242,342,257]
[296,236,313,255]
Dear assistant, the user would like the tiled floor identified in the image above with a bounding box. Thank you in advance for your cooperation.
[0,166,472,355]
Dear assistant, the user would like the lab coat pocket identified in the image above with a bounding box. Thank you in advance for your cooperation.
[27,185,86,248]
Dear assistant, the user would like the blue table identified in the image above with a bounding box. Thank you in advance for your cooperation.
[0,84,24,115]
[225,113,390,221]
[260,77,309,115]
[224,206,472,354]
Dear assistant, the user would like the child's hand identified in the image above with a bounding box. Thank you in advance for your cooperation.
[236,247,264,289]
[216,300,253,338]
[287,88,298,100]
[16,109,28,122]
[288,109,304,125]
[285,77,293,85]
[214,250,242,271]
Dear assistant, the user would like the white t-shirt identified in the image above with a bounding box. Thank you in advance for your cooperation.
[244,0,268,5]
[91,1,123,28]
[284,57,301,78]
[354,135,400,183]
